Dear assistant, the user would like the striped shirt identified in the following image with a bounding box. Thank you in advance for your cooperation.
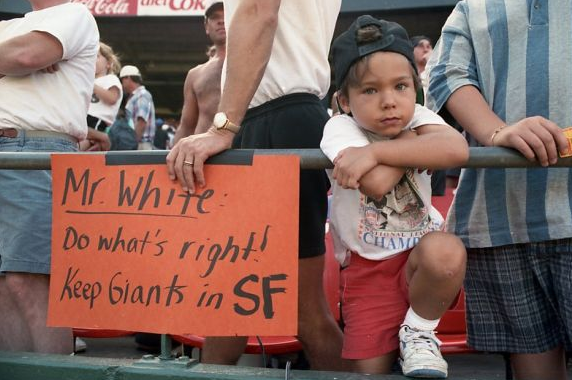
[426,0,572,248]
[125,85,155,143]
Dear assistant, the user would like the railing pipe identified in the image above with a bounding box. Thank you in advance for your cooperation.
[1,147,572,170]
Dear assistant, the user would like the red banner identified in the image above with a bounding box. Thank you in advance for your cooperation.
[73,0,207,17]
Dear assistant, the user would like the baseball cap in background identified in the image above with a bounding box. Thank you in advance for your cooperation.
[332,15,416,89]
[410,35,432,47]
[119,65,141,78]
[203,0,223,17]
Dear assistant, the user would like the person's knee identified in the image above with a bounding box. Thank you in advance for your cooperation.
[416,232,466,279]
[5,273,48,301]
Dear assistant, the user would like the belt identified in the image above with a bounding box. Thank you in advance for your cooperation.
[0,128,78,144]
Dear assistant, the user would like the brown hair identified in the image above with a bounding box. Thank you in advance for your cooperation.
[99,41,121,75]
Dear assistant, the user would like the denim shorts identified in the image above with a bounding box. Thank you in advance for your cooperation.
[0,132,78,274]
[465,238,572,353]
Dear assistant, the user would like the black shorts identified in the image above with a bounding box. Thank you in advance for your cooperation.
[232,93,330,258]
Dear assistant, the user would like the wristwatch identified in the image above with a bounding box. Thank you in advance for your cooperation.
[213,112,240,134]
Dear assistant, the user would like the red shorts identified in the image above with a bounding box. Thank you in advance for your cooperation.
[340,250,411,360]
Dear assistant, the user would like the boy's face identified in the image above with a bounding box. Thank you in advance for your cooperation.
[339,52,416,138]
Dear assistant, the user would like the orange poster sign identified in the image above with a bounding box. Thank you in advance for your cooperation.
[48,153,299,336]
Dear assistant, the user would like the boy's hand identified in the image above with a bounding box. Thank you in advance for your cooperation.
[333,146,377,189]
[492,116,570,166]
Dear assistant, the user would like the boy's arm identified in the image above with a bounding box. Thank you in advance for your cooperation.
[445,85,570,166]
[353,130,415,200]
[333,123,469,189]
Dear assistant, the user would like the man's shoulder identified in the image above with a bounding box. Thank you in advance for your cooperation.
[41,2,94,18]
[187,58,222,80]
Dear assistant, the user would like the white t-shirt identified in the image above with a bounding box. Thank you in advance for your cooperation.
[0,3,99,140]
[321,105,448,265]
[88,74,123,125]
[222,0,341,108]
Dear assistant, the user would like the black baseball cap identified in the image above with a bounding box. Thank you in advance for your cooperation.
[332,15,417,89]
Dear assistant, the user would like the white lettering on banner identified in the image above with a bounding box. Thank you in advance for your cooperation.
[136,0,203,16]
[169,0,203,11]
[74,0,208,16]
[73,0,132,15]
[140,0,167,6]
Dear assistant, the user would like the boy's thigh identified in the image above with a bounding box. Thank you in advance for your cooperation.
[340,252,410,360]
[465,240,572,353]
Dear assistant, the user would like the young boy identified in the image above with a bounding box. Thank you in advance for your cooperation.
[321,16,468,377]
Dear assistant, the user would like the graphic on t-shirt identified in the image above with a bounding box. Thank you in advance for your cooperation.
[91,93,100,104]
[359,169,434,250]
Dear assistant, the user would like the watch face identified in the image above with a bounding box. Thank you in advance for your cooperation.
[214,112,226,128]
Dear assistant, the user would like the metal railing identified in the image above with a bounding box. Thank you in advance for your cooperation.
[1,147,572,170]
[0,147,571,380]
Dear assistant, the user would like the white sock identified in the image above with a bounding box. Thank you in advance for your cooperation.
[402,307,439,331]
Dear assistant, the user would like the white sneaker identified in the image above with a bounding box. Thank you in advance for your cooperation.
[399,325,447,378]
[75,337,87,353]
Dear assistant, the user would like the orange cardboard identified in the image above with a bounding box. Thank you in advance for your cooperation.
[48,154,299,335]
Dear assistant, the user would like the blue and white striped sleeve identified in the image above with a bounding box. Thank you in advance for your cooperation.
[425,1,481,113]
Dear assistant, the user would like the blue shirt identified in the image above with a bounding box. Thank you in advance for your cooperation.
[426,0,572,248]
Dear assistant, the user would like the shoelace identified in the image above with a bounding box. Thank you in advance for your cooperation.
[402,327,442,354]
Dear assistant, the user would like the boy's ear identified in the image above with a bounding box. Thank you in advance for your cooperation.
[337,92,352,114]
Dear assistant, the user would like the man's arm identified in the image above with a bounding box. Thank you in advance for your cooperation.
[0,31,63,75]
[166,0,282,193]
[445,85,570,166]
[217,0,281,126]
[174,68,200,144]
[135,117,146,142]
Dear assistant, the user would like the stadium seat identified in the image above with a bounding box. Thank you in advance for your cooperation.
[73,328,134,338]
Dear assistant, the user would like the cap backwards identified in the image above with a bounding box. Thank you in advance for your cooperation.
[332,15,416,89]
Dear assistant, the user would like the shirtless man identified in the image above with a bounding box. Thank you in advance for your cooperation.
[174,0,226,142]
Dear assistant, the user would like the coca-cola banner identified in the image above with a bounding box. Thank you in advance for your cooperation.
[72,0,207,16]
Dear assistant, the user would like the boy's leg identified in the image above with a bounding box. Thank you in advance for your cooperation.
[351,351,398,374]
[399,231,466,378]
[406,231,466,319]
[340,253,411,375]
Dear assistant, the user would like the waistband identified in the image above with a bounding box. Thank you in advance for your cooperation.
[0,128,78,144]
[244,93,322,120]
